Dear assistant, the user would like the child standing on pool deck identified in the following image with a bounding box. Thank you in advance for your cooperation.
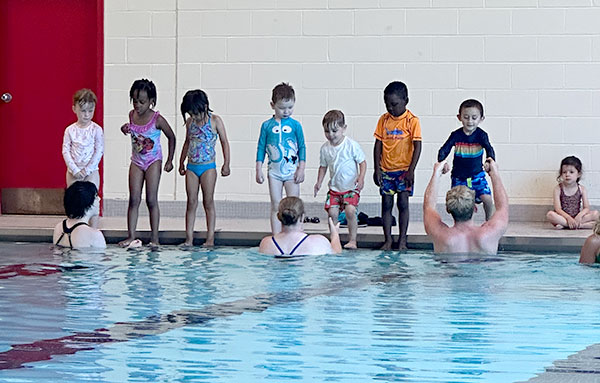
[314,110,366,249]
[546,156,599,230]
[119,79,176,248]
[62,88,104,227]
[373,81,422,251]
[178,90,231,247]
[438,99,496,221]
[256,82,306,235]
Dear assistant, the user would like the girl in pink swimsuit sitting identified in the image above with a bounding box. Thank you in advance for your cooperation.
[178,89,231,248]
[546,156,599,229]
[119,79,176,248]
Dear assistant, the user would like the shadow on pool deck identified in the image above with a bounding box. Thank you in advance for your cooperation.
[0,214,591,252]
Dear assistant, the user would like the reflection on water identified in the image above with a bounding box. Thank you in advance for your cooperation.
[0,244,599,382]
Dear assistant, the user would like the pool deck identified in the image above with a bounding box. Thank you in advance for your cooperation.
[0,214,591,252]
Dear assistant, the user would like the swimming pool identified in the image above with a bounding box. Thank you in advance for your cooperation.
[0,243,598,382]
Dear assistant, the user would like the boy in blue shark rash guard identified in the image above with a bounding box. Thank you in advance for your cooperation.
[256,82,306,235]
[438,99,496,221]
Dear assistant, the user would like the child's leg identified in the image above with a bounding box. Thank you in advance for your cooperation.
[184,171,200,246]
[327,206,340,222]
[268,176,285,235]
[546,210,568,228]
[580,210,600,229]
[397,191,410,250]
[85,170,101,228]
[144,161,162,245]
[283,180,300,197]
[380,194,394,250]
[199,168,217,247]
[344,204,358,249]
[119,164,144,247]
[480,194,495,221]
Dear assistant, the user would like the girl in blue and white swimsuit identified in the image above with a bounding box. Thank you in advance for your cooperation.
[179,90,231,247]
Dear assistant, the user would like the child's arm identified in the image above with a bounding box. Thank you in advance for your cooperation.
[157,115,176,172]
[406,141,422,188]
[62,128,83,178]
[179,120,191,176]
[214,115,231,177]
[294,123,306,184]
[552,185,577,229]
[256,124,267,184]
[314,166,327,197]
[356,160,367,191]
[373,139,383,186]
[85,125,104,175]
[438,133,455,174]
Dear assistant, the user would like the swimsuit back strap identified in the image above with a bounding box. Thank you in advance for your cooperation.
[271,237,285,255]
[290,234,310,255]
[58,220,89,249]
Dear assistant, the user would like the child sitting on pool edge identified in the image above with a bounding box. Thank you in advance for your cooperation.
[547,156,599,229]
[314,110,366,249]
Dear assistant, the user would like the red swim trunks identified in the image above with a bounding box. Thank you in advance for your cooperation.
[324,189,360,210]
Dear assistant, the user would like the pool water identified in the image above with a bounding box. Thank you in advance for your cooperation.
[0,243,599,382]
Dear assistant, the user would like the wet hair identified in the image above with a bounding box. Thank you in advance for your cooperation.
[129,79,157,106]
[271,82,295,104]
[181,89,212,123]
[64,181,98,219]
[593,219,600,235]
[446,185,476,222]
[558,156,583,183]
[73,88,97,106]
[459,99,484,117]
[277,196,305,226]
[383,81,408,100]
[322,110,345,132]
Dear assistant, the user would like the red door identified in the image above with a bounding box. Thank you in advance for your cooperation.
[0,0,103,212]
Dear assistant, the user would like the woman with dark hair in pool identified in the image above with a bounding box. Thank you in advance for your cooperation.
[580,219,600,264]
[53,181,106,249]
[259,196,342,256]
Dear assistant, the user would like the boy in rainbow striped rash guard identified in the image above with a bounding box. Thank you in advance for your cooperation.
[438,99,496,221]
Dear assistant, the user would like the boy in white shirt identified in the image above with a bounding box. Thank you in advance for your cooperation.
[314,110,367,249]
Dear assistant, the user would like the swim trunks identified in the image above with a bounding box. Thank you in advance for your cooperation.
[324,189,360,210]
[451,171,491,203]
[380,170,413,196]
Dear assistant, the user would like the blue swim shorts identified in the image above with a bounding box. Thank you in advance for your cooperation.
[451,171,491,203]
[187,162,216,178]
[380,170,413,196]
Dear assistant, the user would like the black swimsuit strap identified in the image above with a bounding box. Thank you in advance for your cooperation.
[271,236,285,255]
[289,234,309,255]
[56,220,89,249]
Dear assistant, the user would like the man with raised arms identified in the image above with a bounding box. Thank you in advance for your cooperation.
[423,158,508,255]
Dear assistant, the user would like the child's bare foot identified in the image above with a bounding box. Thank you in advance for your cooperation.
[397,243,408,251]
[118,237,138,248]
[180,241,194,250]
[202,237,215,248]
[344,241,357,250]
[148,241,160,250]
[380,241,393,251]
[553,224,565,230]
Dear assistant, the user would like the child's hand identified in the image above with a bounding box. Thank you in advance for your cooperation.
[328,216,340,236]
[221,164,230,177]
[314,183,321,198]
[164,161,174,173]
[179,163,186,176]
[74,170,86,180]
[566,216,577,229]
[373,169,382,187]
[442,162,450,174]
[256,169,264,184]
[405,169,415,189]
[356,178,365,192]
[574,216,583,229]
[120,123,130,135]
[294,168,305,184]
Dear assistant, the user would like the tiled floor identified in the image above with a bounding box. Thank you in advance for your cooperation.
[0,214,591,252]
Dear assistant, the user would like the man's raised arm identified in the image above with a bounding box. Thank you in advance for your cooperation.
[423,161,446,235]
[485,158,509,234]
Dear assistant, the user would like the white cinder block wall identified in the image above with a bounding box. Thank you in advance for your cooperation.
[104,1,600,209]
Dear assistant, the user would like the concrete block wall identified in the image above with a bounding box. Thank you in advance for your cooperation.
[104,1,600,212]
